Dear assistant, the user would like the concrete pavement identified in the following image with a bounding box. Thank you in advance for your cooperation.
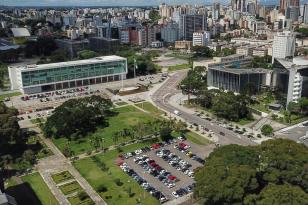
[32,127,106,205]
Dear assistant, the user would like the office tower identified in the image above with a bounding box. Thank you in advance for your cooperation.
[247,2,256,15]
[272,31,295,63]
[161,23,179,43]
[304,4,308,24]
[212,3,220,21]
[280,0,299,14]
[193,31,211,46]
[286,6,300,21]
[179,14,207,40]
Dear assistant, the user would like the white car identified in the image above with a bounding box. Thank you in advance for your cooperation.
[167,184,174,188]
[172,191,179,198]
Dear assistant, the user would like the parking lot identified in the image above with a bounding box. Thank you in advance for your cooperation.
[119,137,215,203]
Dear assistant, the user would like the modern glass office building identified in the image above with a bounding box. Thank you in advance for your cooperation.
[9,55,127,94]
[207,67,269,93]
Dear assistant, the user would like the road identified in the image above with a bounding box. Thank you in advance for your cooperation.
[151,70,256,146]
[276,123,308,146]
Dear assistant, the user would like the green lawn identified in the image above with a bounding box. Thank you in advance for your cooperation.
[59,181,83,195]
[168,64,191,71]
[172,131,211,146]
[30,118,45,124]
[73,140,160,205]
[52,105,158,155]
[236,118,255,126]
[249,103,270,113]
[115,101,128,106]
[135,102,164,116]
[67,192,94,205]
[185,132,211,145]
[0,91,22,101]
[22,173,59,205]
[51,171,74,184]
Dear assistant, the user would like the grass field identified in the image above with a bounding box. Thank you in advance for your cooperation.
[59,181,83,195]
[115,101,128,106]
[52,105,157,155]
[22,173,59,205]
[73,140,160,205]
[0,91,22,101]
[51,171,73,184]
[168,64,191,71]
[135,102,164,116]
[236,118,255,126]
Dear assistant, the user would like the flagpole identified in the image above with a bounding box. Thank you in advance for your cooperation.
[134,58,136,79]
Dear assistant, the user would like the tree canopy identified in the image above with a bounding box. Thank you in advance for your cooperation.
[78,50,98,60]
[0,102,21,153]
[43,96,112,138]
[194,139,308,205]
[261,124,273,136]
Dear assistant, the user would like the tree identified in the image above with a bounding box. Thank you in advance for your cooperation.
[43,96,112,138]
[90,135,102,151]
[180,67,206,103]
[149,10,161,23]
[78,50,98,59]
[160,126,172,141]
[261,124,273,136]
[211,92,250,121]
[0,103,22,153]
[22,149,36,165]
[192,46,214,58]
[298,97,308,115]
[288,101,301,114]
[173,121,187,134]
[194,139,308,204]
[244,184,308,205]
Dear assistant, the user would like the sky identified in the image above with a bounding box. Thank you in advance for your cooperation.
[1,0,282,7]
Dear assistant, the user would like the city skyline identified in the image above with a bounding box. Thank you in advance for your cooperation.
[3,0,308,7]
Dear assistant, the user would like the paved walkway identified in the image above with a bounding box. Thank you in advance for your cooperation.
[33,128,106,205]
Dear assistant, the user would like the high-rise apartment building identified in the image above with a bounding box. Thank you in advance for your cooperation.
[272,31,295,63]
[193,31,211,46]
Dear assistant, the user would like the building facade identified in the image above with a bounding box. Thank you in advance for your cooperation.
[272,57,308,107]
[192,31,211,46]
[272,31,295,63]
[207,67,269,93]
[179,14,207,40]
[9,56,127,94]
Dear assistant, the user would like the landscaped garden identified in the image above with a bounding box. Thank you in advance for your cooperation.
[51,171,74,184]
[73,140,161,205]
[22,173,59,205]
[59,181,83,195]
[67,192,94,205]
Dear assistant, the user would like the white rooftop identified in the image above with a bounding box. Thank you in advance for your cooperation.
[12,55,126,71]
[11,28,31,37]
